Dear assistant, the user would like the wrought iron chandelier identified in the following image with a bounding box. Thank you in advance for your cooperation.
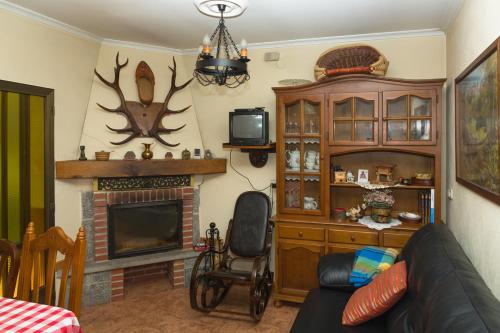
[193,1,250,88]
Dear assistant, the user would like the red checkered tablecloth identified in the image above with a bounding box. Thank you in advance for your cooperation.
[0,297,81,333]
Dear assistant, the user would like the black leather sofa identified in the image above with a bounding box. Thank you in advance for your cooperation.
[290,224,500,333]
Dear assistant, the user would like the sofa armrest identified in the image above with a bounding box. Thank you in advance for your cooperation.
[317,252,356,291]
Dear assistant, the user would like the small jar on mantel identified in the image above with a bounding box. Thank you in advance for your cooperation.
[142,143,153,160]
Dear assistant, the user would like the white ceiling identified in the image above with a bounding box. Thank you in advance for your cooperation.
[3,0,463,50]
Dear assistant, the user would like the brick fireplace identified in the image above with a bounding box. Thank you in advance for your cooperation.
[55,158,226,306]
[80,177,201,305]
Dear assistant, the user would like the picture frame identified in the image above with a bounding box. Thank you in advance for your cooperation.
[455,37,500,204]
[357,169,369,183]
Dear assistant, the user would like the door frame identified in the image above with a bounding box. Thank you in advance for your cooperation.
[0,79,55,238]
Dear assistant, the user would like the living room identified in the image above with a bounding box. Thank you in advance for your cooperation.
[0,0,500,332]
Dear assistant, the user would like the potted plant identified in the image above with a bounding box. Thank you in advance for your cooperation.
[363,189,395,223]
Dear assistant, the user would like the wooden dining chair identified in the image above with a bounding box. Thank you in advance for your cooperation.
[18,222,86,317]
[0,239,20,298]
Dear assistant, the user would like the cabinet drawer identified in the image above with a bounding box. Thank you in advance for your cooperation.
[328,243,364,254]
[279,226,325,242]
[328,228,378,245]
[382,231,413,248]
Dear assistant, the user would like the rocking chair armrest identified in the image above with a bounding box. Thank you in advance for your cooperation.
[250,256,266,289]
[265,238,272,254]
[264,225,273,253]
[253,255,267,270]
[220,219,233,253]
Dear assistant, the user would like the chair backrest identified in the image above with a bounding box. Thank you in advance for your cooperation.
[0,239,20,298]
[229,191,271,258]
[18,222,86,317]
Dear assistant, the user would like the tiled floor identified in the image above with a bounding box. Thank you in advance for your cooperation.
[80,278,299,333]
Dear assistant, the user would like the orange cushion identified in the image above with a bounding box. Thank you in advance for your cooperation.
[342,260,407,326]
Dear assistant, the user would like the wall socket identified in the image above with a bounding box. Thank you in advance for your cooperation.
[264,52,280,61]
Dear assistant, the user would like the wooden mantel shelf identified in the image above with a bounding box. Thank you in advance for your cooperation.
[55,159,227,179]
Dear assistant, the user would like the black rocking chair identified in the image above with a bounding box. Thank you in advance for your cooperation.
[190,191,273,321]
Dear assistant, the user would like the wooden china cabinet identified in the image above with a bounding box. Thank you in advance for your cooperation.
[272,75,445,305]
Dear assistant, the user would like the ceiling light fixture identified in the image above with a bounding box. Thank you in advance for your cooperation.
[193,0,250,88]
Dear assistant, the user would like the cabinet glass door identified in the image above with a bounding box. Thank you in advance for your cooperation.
[304,101,321,135]
[303,136,321,212]
[280,96,323,215]
[383,91,436,145]
[284,176,300,209]
[303,175,321,211]
[329,92,378,145]
[285,101,301,135]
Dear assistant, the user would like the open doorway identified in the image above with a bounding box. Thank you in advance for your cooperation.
[0,80,54,243]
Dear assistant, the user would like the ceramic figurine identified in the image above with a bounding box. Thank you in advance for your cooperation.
[123,151,136,160]
[182,148,191,160]
[285,148,300,171]
[204,149,213,159]
[304,150,318,171]
[79,146,87,161]
[346,206,362,222]
[304,196,318,210]
[346,170,355,182]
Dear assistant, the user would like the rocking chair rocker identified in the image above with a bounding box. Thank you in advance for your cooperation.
[189,191,273,321]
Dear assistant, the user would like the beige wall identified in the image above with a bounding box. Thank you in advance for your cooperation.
[0,8,101,238]
[446,0,500,299]
[185,35,446,235]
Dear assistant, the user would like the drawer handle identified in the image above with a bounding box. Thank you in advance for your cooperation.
[298,231,304,237]
[350,236,355,242]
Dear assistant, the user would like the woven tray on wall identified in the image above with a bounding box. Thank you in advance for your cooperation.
[314,44,389,80]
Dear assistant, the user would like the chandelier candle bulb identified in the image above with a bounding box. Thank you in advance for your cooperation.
[202,34,211,54]
[240,39,248,58]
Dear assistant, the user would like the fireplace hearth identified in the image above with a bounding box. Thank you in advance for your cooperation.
[108,200,183,259]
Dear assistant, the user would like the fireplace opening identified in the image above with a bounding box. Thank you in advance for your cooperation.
[108,200,183,259]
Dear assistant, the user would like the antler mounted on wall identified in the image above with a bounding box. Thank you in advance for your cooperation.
[94,52,193,146]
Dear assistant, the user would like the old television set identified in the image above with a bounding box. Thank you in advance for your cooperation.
[229,108,269,145]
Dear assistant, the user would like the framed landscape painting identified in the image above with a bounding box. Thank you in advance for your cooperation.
[455,37,500,204]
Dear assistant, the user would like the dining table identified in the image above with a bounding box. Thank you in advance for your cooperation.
[0,297,81,333]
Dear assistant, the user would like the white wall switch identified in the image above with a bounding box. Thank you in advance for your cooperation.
[447,188,454,200]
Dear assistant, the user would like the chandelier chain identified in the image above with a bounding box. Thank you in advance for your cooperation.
[216,9,225,59]
[222,28,232,59]
[225,26,241,58]
[209,18,221,41]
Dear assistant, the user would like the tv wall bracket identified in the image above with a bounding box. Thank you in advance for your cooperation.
[222,142,276,168]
